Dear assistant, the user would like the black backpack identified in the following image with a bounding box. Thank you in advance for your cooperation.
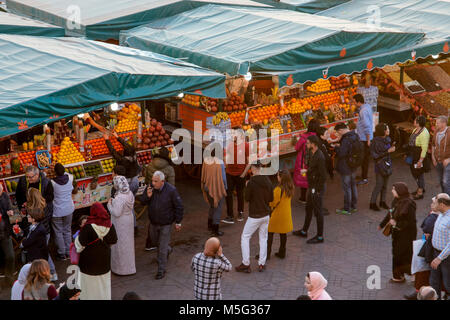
[346,137,364,169]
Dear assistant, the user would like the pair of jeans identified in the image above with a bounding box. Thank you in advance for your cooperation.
[52,214,72,257]
[241,216,269,266]
[361,142,371,180]
[149,224,172,273]
[0,237,15,283]
[436,162,450,195]
[302,187,324,237]
[430,249,450,299]
[267,233,287,257]
[45,234,56,275]
[225,174,245,218]
[340,173,357,211]
[207,194,224,225]
[370,173,389,204]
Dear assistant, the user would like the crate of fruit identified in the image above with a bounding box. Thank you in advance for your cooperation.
[36,150,52,170]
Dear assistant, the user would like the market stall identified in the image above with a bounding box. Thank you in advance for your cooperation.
[0,34,226,213]
[5,0,272,41]
[119,4,447,171]
[0,11,64,36]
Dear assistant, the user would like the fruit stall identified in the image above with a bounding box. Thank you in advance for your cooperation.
[0,102,177,212]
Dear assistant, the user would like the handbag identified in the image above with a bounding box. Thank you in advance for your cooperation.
[411,239,432,274]
[382,211,393,237]
[70,237,101,265]
[418,237,434,263]
[376,157,392,177]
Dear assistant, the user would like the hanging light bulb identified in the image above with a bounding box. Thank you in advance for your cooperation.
[110,102,119,111]
[432,54,439,60]
[244,72,252,81]
[77,113,85,118]
[178,92,184,98]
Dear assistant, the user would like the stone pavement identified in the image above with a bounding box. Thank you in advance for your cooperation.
[0,157,442,300]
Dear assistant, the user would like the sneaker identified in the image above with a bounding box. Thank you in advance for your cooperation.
[306,236,324,244]
[336,209,351,215]
[237,212,244,222]
[357,179,368,186]
[293,229,307,237]
[235,263,251,273]
[221,217,235,224]
[258,265,265,272]
[50,273,58,282]
[145,247,157,252]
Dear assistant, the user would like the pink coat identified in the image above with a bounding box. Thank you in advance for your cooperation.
[293,132,316,188]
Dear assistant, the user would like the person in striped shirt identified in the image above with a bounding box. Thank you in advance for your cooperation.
[430,193,450,299]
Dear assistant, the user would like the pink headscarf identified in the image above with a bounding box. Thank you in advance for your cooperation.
[307,272,332,300]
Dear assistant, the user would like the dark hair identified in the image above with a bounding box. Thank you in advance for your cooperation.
[353,94,364,104]
[57,284,81,300]
[374,123,388,137]
[307,135,321,147]
[113,165,126,176]
[296,295,312,300]
[29,207,45,222]
[54,163,65,177]
[414,115,426,128]
[317,127,327,136]
[437,197,450,206]
[78,215,89,226]
[334,123,348,131]
[307,119,320,134]
[278,170,294,198]
[122,291,141,300]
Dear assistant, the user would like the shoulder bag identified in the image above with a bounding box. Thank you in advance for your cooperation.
[382,210,393,237]
[70,237,101,265]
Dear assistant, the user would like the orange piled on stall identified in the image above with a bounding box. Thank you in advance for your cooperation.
[229,111,246,128]
[18,151,37,168]
[307,79,331,93]
[330,75,350,89]
[222,92,247,112]
[286,98,312,114]
[248,104,280,124]
[305,91,341,110]
[115,103,141,133]
[54,137,85,165]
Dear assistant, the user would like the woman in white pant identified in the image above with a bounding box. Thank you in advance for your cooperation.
[235,163,273,273]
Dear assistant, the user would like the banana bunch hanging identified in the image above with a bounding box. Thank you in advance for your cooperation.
[212,112,230,125]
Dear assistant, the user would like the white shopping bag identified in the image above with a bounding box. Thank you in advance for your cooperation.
[411,239,431,274]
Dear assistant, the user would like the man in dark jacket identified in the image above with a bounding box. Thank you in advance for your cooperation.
[0,183,15,287]
[293,135,327,244]
[235,162,273,273]
[104,132,139,180]
[139,171,184,280]
[334,123,359,215]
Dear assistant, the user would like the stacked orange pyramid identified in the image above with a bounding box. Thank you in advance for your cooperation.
[54,137,85,165]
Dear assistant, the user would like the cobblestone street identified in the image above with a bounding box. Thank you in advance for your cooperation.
[0,158,441,300]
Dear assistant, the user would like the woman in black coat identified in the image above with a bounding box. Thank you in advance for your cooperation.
[379,182,417,283]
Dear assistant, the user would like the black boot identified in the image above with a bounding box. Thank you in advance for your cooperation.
[211,224,224,236]
[370,203,380,211]
[379,201,390,210]
[208,219,213,231]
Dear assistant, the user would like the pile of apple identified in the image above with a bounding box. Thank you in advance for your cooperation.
[138,119,174,150]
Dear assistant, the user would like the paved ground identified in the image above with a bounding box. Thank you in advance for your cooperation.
[0,157,442,300]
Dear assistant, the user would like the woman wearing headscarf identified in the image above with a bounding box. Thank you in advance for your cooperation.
[379,182,417,283]
[304,271,332,300]
[75,202,117,300]
[107,176,136,276]
[11,263,31,300]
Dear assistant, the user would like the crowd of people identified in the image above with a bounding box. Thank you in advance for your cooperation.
[0,94,448,300]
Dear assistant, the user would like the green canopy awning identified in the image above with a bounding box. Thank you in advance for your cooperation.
[120,4,425,76]
[5,0,271,40]
[253,0,350,14]
[319,0,450,40]
[0,11,64,36]
[0,34,226,138]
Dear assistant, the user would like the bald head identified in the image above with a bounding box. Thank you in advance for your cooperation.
[204,237,221,257]
[417,286,438,300]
